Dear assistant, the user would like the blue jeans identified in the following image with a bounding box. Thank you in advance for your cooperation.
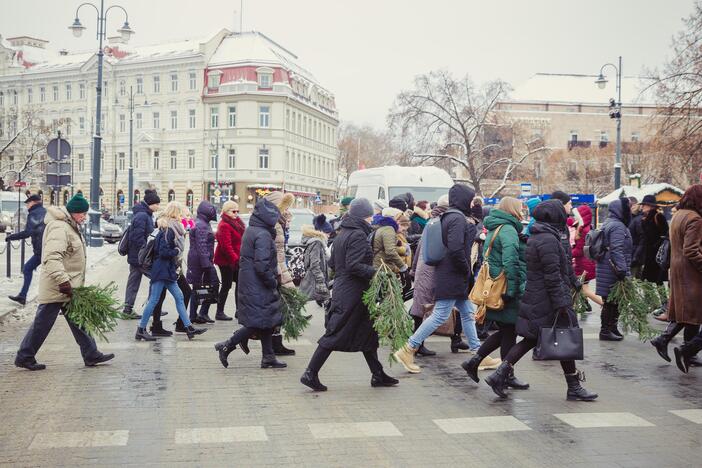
[408,298,480,350]
[18,254,41,298]
[139,280,192,329]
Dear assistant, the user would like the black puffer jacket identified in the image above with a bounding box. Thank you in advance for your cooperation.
[127,201,154,266]
[628,213,645,267]
[318,214,378,352]
[516,200,577,340]
[556,216,581,290]
[434,184,476,300]
[596,198,633,297]
[236,199,282,330]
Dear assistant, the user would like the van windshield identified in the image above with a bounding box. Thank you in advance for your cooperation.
[388,187,450,203]
[1,200,22,213]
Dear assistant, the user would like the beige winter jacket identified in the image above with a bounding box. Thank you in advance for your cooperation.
[37,206,87,304]
[275,220,295,288]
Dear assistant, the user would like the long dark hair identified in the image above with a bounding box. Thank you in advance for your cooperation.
[677,184,702,216]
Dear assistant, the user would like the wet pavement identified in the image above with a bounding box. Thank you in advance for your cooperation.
[0,254,701,467]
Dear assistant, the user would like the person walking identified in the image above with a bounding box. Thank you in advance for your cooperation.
[550,191,582,292]
[186,200,219,324]
[372,207,408,272]
[8,194,46,305]
[572,205,596,283]
[135,202,207,341]
[300,198,398,391]
[15,193,115,371]
[213,201,245,321]
[628,198,645,279]
[123,189,161,319]
[596,198,633,341]
[409,201,430,236]
[462,197,529,389]
[299,224,330,306]
[639,195,668,284]
[394,184,481,373]
[483,200,597,401]
[214,198,287,370]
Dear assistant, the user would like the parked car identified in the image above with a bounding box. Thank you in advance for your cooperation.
[0,191,26,233]
[100,219,123,243]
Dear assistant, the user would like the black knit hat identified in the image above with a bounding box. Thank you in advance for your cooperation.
[144,190,161,205]
[551,190,571,205]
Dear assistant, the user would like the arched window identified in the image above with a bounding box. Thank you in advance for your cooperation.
[186,189,194,210]
[63,190,70,205]
[168,189,175,202]
[116,190,124,210]
[133,189,140,205]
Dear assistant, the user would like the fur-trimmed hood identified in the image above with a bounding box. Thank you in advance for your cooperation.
[301,224,327,243]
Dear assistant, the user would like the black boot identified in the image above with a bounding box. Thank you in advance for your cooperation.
[273,334,295,356]
[261,354,287,368]
[214,338,237,368]
[565,371,598,401]
[215,312,233,321]
[301,369,327,391]
[174,319,187,333]
[150,323,173,337]
[450,335,469,353]
[240,339,250,355]
[506,368,530,390]
[416,343,436,357]
[371,370,399,387]
[650,336,672,362]
[135,327,156,341]
[186,325,207,340]
[485,361,512,398]
[122,306,141,320]
[14,358,46,371]
[610,309,623,338]
[84,353,115,367]
[8,295,26,305]
[461,354,482,383]
[199,313,215,324]
[599,305,622,341]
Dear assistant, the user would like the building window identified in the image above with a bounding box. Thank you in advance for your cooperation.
[78,153,85,172]
[258,73,272,88]
[52,85,59,101]
[12,90,17,105]
[569,130,578,142]
[136,77,143,94]
[631,132,640,142]
[210,107,219,128]
[79,116,85,134]
[189,71,197,90]
[153,75,160,93]
[599,131,609,142]
[0,91,4,106]
[27,88,32,103]
[170,73,178,92]
[228,148,236,168]
[188,149,195,169]
[119,80,125,96]
[136,112,142,129]
[79,83,85,99]
[118,152,125,171]
[210,150,218,169]
[170,110,177,129]
[119,114,126,132]
[153,112,160,129]
[135,151,140,169]
[189,109,196,128]
[170,150,177,170]
[258,147,269,169]
[153,150,160,170]
[228,106,236,128]
[259,105,270,128]
[40,86,46,102]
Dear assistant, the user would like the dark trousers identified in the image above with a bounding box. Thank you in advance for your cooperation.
[477,322,517,360]
[503,337,576,374]
[16,302,101,363]
[307,345,383,375]
[18,254,41,299]
[226,327,274,356]
[216,265,238,316]
[155,274,191,327]
[124,264,143,310]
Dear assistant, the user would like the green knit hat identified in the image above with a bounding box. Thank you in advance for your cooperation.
[340,196,354,207]
[66,193,90,213]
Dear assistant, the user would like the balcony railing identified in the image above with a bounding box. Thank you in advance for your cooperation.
[567,140,591,150]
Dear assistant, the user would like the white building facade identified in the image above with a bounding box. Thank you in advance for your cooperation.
[0,30,339,213]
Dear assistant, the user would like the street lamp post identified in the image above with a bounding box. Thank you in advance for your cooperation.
[209,131,221,205]
[69,0,134,246]
[125,87,148,209]
[595,56,623,190]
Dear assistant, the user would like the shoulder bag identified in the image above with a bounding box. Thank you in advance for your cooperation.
[469,225,508,323]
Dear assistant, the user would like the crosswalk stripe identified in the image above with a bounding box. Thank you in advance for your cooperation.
[29,430,129,449]
[308,422,402,439]
[553,412,655,428]
[669,409,702,424]
[175,426,268,444]
[433,416,531,434]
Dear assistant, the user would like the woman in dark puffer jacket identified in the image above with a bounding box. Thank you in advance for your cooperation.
[187,201,220,324]
[484,200,597,401]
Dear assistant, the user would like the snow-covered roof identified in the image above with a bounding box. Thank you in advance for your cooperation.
[597,183,684,205]
[507,73,659,106]
[117,36,209,64]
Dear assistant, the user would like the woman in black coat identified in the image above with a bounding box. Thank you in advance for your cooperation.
[214,199,286,370]
[300,198,399,392]
[484,200,598,401]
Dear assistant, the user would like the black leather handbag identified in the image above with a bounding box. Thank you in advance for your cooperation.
[193,284,219,305]
[534,310,584,361]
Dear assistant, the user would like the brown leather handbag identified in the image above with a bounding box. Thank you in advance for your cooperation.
[469,225,508,323]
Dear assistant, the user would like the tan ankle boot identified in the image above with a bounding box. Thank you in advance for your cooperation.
[394,344,421,373]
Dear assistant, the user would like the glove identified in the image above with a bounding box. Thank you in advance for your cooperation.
[501,294,514,303]
[58,281,73,297]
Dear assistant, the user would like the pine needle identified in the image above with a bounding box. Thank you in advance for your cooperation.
[573,273,589,320]
[609,278,660,341]
[64,282,123,342]
[279,287,311,341]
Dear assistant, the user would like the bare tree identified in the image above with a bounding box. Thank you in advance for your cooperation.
[336,122,396,194]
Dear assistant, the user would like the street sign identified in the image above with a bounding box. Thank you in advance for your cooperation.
[13,181,27,188]
[46,174,72,186]
[214,189,221,197]
[46,138,71,161]
[520,183,532,197]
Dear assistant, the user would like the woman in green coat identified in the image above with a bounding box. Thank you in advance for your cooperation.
[461,197,529,389]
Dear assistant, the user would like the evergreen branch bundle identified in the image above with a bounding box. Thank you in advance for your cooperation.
[279,286,311,341]
[609,278,661,341]
[363,262,414,364]
[573,273,589,320]
[64,282,123,342]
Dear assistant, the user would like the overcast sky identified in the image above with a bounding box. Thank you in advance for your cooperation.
[0,0,695,127]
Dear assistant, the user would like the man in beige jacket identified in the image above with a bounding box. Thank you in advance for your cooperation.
[15,193,114,371]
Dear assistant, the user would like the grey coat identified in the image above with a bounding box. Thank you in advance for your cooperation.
[299,227,330,302]
[596,198,633,298]
[410,239,435,318]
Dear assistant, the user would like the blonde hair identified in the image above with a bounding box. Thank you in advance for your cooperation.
[222,200,239,215]
[157,201,184,229]
[498,197,524,221]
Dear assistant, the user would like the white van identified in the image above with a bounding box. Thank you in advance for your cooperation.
[347,166,454,203]
[0,191,27,233]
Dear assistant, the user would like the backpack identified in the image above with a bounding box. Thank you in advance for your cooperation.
[117,225,131,256]
[656,237,671,270]
[138,228,159,277]
[584,227,608,261]
[422,209,463,266]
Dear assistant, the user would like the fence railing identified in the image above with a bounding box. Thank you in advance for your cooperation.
[2,238,30,279]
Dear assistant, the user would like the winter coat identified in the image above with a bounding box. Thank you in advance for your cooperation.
[410,238,435,318]
[596,198,633,298]
[572,205,596,282]
[482,210,527,325]
[127,201,154,266]
[6,203,46,255]
[214,213,245,269]
[150,227,181,283]
[629,213,645,267]
[275,218,295,289]
[237,199,283,329]
[516,200,577,340]
[557,216,581,290]
[396,231,412,269]
[371,218,406,272]
[409,208,429,237]
[318,215,378,352]
[641,210,669,284]
[37,206,86,304]
[434,184,477,300]
[299,226,330,302]
[668,209,702,325]
[186,201,218,286]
